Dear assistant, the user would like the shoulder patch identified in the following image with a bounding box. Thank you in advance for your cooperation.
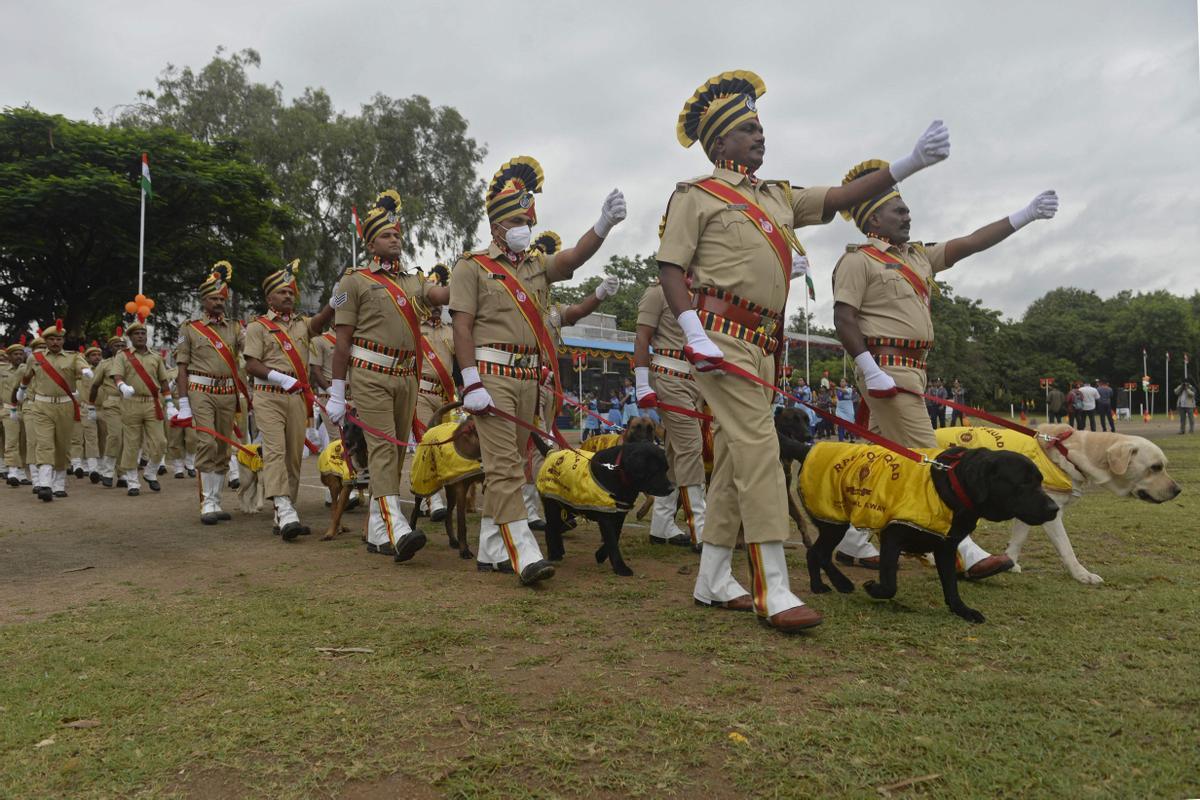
[916,242,935,252]
[845,244,863,252]
[675,182,691,193]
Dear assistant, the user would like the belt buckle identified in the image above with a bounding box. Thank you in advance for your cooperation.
[513,353,529,368]
[757,318,778,337]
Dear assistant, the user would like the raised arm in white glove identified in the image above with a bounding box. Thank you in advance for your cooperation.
[854,351,898,397]
[889,120,951,182]
[593,189,627,238]
[460,366,494,414]
[267,369,300,393]
[1008,190,1059,231]
[117,381,135,399]
[634,366,657,408]
[790,252,810,280]
[82,367,94,379]
[326,379,347,424]
[594,275,620,300]
[677,310,725,372]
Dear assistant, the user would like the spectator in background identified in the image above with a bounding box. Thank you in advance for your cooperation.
[926,377,948,429]
[1047,382,1065,424]
[814,384,833,439]
[1175,378,1197,434]
[581,393,600,441]
[819,370,831,392]
[1076,379,1100,431]
[795,377,816,431]
[1066,382,1081,429]
[603,401,622,433]
[949,378,966,426]
[1095,379,1116,432]
[835,378,857,442]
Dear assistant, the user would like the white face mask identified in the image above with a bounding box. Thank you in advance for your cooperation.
[505,224,532,253]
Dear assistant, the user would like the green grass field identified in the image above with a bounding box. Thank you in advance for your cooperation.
[2,432,1198,798]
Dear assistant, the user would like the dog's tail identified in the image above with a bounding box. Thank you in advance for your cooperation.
[529,432,555,458]
[429,400,463,429]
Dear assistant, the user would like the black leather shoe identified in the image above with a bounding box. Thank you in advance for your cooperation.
[650,533,692,547]
[430,507,448,523]
[89,471,100,484]
[529,519,546,531]
[476,560,514,574]
[146,480,161,492]
[280,521,302,541]
[519,560,555,586]
[216,511,232,521]
[174,472,186,479]
[297,525,312,536]
[156,465,167,476]
[53,490,67,498]
[128,488,140,496]
[367,542,397,556]
[117,478,127,488]
[186,468,196,478]
[201,513,219,525]
[37,487,53,502]
[393,530,427,563]
[73,467,85,479]
[7,476,20,487]
[228,478,240,489]
[100,476,113,488]
[20,477,32,485]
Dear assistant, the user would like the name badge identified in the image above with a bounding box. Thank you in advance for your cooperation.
[726,203,749,210]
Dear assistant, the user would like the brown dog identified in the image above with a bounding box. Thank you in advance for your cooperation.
[407,401,484,560]
[318,423,370,540]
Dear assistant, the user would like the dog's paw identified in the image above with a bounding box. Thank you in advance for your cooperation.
[863,580,895,600]
[460,548,473,560]
[953,604,986,624]
[613,564,634,577]
[1072,570,1104,585]
[1009,562,1023,574]
[320,532,335,541]
[810,583,832,594]
[447,537,460,548]
[832,577,855,594]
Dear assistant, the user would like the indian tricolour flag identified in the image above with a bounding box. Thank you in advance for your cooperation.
[140,153,153,201]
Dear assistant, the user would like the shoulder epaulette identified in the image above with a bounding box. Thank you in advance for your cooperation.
[916,242,935,252]
[342,266,357,277]
[845,244,864,253]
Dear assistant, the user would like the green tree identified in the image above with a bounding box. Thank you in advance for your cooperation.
[0,107,288,342]
[551,253,659,331]
[107,47,486,290]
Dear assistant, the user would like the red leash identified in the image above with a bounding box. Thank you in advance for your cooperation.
[173,418,260,460]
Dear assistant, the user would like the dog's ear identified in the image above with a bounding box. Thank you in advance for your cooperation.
[948,447,990,506]
[1104,441,1138,476]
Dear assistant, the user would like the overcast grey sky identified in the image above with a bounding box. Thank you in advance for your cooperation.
[4,0,1198,327]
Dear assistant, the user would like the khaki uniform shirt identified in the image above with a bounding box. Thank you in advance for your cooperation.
[420,321,455,382]
[26,350,89,397]
[449,242,569,348]
[335,261,435,352]
[78,363,97,403]
[636,284,686,351]
[244,310,313,376]
[91,356,122,407]
[175,317,243,376]
[309,333,337,385]
[116,349,169,396]
[831,236,949,344]
[0,363,15,402]
[656,166,831,314]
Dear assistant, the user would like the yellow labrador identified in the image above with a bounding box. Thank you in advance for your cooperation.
[941,424,1181,584]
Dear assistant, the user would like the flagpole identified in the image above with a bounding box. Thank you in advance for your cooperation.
[803,290,811,386]
[138,163,146,296]
[1166,352,1171,416]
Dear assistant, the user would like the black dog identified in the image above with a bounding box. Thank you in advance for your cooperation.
[534,437,674,576]
[775,407,815,547]
[802,445,1060,623]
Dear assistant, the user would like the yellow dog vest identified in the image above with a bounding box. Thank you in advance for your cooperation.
[410,420,483,495]
[580,432,622,453]
[536,449,620,512]
[317,440,351,481]
[799,442,954,537]
[934,427,1073,493]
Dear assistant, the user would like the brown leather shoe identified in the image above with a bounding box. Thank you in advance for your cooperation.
[962,554,1015,581]
[835,553,881,569]
[761,605,824,632]
[694,594,754,612]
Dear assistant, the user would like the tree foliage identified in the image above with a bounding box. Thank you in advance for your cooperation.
[107,47,487,289]
[551,253,660,331]
[0,106,286,341]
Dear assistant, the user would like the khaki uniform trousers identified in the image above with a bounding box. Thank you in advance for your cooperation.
[70,413,100,461]
[476,372,536,524]
[118,398,167,473]
[351,366,417,497]
[27,400,75,469]
[188,390,236,473]
[852,364,936,448]
[253,390,307,500]
[415,389,452,434]
[101,401,124,466]
[652,372,706,488]
[693,333,788,547]
[3,406,26,467]
[167,421,196,462]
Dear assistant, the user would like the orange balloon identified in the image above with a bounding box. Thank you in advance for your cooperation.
[137,304,151,317]
[134,294,147,304]
[144,298,155,310]
[125,301,138,314]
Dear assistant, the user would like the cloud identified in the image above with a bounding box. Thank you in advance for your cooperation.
[3,0,1197,328]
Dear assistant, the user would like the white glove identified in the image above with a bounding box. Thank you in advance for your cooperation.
[87,405,97,422]
[594,275,620,300]
[677,310,725,372]
[593,188,627,238]
[460,366,493,414]
[82,367,94,379]
[8,408,17,421]
[790,252,810,279]
[1008,190,1059,230]
[118,382,135,399]
[16,386,26,403]
[326,379,347,424]
[889,119,951,182]
[267,369,300,393]
[634,366,657,408]
[165,401,178,419]
[854,352,898,397]
[175,396,192,422]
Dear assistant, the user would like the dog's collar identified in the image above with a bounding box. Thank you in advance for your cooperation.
[936,451,975,512]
